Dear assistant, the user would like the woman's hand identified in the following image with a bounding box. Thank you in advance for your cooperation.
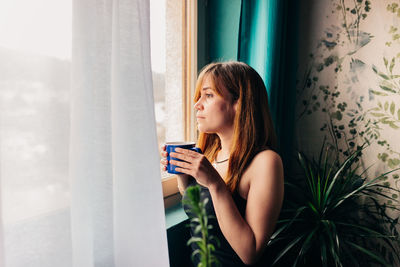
[170,147,224,190]
[160,145,189,176]
[159,144,169,172]
[160,145,191,194]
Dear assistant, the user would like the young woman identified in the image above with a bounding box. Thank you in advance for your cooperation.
[161,61,284,266]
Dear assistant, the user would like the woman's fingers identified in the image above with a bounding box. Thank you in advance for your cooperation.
[160,145,167,157]
[160,145,168,158]
[170,159,191,169]
[174,167,190,175]
[170,151,193,162]
[175,147,198,157]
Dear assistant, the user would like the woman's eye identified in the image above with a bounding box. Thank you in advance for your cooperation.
[206,94,213,98]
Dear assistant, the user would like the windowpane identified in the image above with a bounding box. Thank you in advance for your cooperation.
[150,0,185,179]
[0,0,72,265]
[0,0,71,225]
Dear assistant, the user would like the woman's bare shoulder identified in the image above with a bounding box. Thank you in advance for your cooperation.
[247,149,283,181]
[239,149,283,199]
[253,149,282,165]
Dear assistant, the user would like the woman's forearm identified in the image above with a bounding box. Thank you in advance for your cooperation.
[208,182,258,265]
[176,174,193,195]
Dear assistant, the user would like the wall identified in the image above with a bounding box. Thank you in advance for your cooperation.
[296,0,400,211]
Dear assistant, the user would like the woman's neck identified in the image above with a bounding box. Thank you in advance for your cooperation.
[217,131,234,160]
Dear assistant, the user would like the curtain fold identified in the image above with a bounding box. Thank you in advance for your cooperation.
[0,180,4,267]
[70,0,114,266]
[70,0,169,266]
[110,0,169,266]
[238,0,298,165]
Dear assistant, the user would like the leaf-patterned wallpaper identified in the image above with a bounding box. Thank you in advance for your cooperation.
[296,0,400,211]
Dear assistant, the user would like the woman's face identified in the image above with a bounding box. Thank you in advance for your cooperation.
[194,75,237,134]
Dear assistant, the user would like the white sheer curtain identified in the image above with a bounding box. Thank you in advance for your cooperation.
[0,0,169,266]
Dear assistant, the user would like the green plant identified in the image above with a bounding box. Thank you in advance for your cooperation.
[268,143,400,267]
[183,185,220,267]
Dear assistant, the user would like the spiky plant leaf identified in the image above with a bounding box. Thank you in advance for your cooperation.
[269,143,400,266]
[184,185,221,267]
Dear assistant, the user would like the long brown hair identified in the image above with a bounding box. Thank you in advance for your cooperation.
[194,61,277,192]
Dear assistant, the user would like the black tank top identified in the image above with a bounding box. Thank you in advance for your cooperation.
[182,181,248,267]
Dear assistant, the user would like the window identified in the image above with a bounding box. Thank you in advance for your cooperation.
[0,0,71,226]
[0,1,180,264]
[0,1,72,264]
[150,0,198,206]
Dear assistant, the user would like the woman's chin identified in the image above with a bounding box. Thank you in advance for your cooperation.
[197,125,205,132]
[197,125,208,133]
[197,124,216,134]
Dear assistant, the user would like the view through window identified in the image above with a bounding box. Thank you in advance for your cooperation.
[150,0,166,147]
[150,0,186,180]
[0,1,72,265]
[0,0,72,225]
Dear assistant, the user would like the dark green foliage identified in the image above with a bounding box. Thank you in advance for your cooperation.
[268,143,400,267]
[183,185,221,267]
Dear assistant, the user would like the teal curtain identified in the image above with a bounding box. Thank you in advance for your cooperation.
[198,0,298,165]
[238,0,298,165]
[197,0,242,67]
[238,0,278,93]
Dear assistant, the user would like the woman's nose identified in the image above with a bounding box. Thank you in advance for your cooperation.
[194,99,203,110]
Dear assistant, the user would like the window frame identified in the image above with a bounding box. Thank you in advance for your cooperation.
[162,0,198,208]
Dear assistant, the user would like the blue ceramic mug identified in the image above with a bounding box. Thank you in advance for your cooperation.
[165,142,202,174]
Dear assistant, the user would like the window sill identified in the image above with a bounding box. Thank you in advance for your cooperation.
[162,174,181,209]
[165,199,188,229]
[162,175,179,197]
